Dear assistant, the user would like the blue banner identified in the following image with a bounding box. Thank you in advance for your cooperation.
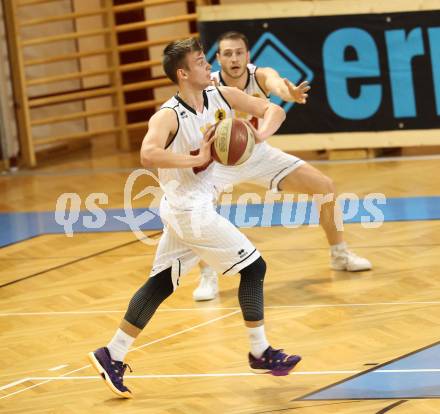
[199,10,440,133]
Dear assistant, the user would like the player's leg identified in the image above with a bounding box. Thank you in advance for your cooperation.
[192,146,269,302]
[278,163,371,271]
[88,227,193,398]
[186,208,301,375]
[193,259,218,301]
[279,162,341,245]
[88,267,174,398]
[232,143,370,271]
[238,257,301,375]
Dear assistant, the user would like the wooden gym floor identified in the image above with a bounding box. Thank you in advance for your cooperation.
[1,152,440,413]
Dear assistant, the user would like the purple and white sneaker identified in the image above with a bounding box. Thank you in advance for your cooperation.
[88,347,133,398]
[249,346,301,376]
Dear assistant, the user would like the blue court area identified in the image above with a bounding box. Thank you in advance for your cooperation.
[1,196,440,247]
[298,341,440,400]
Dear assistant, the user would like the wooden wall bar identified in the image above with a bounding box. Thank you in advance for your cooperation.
[5,0,205,166]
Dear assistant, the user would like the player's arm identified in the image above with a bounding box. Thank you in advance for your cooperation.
[257,67,310,104]
[219,85,285,142]
[140,108,215,169]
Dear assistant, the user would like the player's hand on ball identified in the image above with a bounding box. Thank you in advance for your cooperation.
[243,120,263,144]
[211,119,255,166]
[197,125,216,166]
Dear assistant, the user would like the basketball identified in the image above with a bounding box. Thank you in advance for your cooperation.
[211,118,255,166]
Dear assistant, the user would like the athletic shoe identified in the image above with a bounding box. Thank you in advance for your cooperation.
[331,245,372,271]
[88,347,133,398]
[249,346,301,376]
[193,267,218,301]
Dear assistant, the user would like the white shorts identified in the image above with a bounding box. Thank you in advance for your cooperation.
[212,142,305,192]
[150,198,260,288]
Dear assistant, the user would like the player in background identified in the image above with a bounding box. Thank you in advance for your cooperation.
[193,31,371,301]
[88,37,301,399]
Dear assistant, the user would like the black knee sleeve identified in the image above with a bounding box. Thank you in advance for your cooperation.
[238,256,266,322]
[124,268,174,329]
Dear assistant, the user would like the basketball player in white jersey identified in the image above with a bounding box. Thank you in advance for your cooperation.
[88,38,301,399]
[193,31,371,301]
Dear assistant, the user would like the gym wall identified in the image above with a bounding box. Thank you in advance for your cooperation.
[198,0,440,152]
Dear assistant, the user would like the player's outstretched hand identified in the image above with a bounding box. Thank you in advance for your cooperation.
[284,79,310,104]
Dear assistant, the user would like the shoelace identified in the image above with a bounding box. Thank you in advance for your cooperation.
[122,363,133,375]
[266,348,290,363]
[113,362,133,381]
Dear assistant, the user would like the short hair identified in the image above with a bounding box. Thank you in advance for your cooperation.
[217,31,250,53]
[163,37,203,84]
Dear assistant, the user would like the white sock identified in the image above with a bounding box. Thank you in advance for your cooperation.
[330,241,347,255]
[201,265,216,276]
[248,325,269,358]
[107,328,135,362]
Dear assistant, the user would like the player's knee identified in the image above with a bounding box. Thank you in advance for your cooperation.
[240,256,266,282]
[124,267,174,329]
[323,175,336,194]
[313,174,335,196]
[147,268,175,296]
[132,268,175,306]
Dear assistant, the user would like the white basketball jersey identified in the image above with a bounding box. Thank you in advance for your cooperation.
[158,87,232,209]
[211,63,269,127]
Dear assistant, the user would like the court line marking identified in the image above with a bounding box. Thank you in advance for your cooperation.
[2,300,440,317]
[295,339,440,401]
[375,369,440,373]
[0,310,240,400]
[48,364,68,371]
[1,238,437,289]
[3,241,439,260]
[0,372,356,389]
[3,154,439,177]
[0,232,162,288]
[312,154,440,165]
[3,368,440,390]
[0,378,29,391]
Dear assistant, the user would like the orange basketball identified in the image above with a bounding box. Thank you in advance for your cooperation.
[211,118,255,166]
